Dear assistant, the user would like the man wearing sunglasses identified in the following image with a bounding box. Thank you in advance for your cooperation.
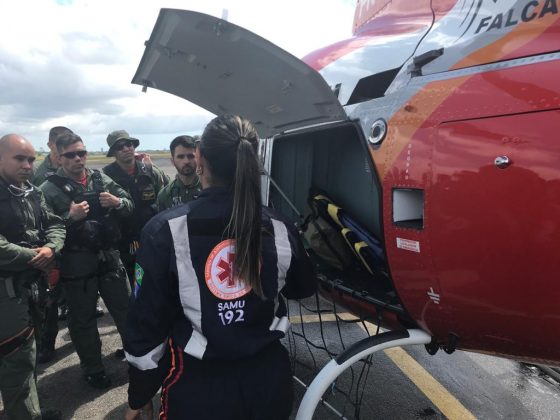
[39,133,133,389]
[156,135,201,211]
[0,134,65,420]
[102,130,169,290]
[29,126,104,365]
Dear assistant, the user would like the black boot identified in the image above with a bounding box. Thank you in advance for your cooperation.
[85,372,111,389]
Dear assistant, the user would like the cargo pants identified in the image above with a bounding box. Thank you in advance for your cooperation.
[0,274,42,420]
[61,249,130,376]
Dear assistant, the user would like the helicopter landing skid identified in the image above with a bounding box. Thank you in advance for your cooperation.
[295,329,432,420]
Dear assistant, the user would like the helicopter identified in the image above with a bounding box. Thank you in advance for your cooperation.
[131,0,560,417]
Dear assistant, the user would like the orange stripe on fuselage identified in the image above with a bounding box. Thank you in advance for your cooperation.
[372,9,560,180]
[451,3,560,70]
[372,77,467,179]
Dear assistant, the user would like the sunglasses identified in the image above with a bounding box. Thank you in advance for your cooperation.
[114,140,136,151]
[61,150,88,159]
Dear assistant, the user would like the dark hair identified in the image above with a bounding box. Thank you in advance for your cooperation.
[49,126,73,144]
[55,133,83,153]
[170,135,196,156]
[199,115,263,297]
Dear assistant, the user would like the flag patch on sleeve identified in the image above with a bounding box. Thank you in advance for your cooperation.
[134,263,144,297]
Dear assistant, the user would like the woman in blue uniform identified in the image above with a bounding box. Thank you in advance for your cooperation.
[124,115,316,419]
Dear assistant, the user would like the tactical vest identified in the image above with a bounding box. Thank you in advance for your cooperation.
[0,185,44,246]
[103,162,158,240]
[47,170,121,251]
[170,179,201,208]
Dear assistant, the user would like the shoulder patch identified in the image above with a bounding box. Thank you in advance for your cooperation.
[204,239,252,300]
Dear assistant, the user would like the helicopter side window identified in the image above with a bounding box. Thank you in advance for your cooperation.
[392,188,424,230]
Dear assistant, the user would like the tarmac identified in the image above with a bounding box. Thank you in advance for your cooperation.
[3,296,560,419]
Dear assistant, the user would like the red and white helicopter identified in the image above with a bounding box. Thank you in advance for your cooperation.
[132,0,560,417]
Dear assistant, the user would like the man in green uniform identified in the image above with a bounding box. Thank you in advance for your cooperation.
[156,135,201,211]
[40,133,132,389]
[0,134,65,420]
[29,126,92,364]
[102,130,169,285]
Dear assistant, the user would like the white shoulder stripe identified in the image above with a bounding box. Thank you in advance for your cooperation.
[271,219,292,324]
[125,342,166,370]
[168,215,208,359]
[271,218,291,289]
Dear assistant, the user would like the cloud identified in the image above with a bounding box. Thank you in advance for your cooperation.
[0,0,355,150]
[0,46,131,120]
[62,32,126,65]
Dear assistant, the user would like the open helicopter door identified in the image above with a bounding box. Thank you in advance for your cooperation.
[132,8,347,139]
[133,8,404,319]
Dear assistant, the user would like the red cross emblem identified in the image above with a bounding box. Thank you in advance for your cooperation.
[205,240,251,300]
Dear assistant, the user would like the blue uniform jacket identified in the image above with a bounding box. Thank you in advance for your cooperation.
[124,186,316,408]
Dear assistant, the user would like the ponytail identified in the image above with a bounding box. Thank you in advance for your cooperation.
[199,115,264,298]
[229,138,262,297]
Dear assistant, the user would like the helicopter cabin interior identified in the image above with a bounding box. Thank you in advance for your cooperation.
[265,121,404,316]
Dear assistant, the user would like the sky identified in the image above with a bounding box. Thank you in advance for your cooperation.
[0,0,356,152]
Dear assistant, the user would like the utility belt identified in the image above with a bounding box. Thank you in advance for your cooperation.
[0,271,42,303]
[0,274,18,299]
[59,248,123,281]
[0,326,34,359]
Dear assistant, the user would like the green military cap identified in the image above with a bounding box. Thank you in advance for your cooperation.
[106,130,140,157]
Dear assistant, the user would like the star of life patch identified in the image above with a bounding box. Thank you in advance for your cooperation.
[204,239,252,300]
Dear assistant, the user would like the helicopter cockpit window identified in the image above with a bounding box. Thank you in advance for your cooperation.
[346,67,401,105]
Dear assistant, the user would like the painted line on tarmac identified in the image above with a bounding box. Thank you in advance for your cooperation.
[384,346,476,420]
[289,312,359,324]
[289,314,476,420]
